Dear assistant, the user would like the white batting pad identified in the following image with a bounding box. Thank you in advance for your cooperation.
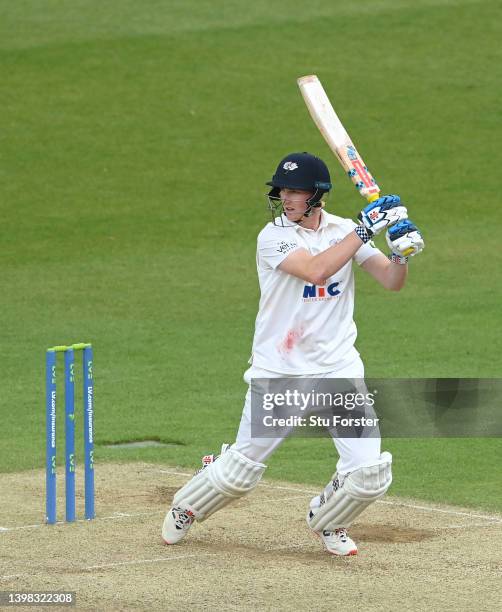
[173,447,266,521]
[307,452,392,531]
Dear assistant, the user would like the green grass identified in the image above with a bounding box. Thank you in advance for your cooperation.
[1,0,501,512]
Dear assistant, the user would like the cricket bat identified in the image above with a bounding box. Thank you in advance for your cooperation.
[297,75,380,203]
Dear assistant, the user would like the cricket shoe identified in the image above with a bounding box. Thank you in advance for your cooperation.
[162,506,195,545]
[314,528,358,556]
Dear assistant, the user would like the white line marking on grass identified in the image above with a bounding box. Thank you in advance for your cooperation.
[0,511,164,533]
[377,500,502,523]
[443,523,502,529]
[0,573,31,580]
[84,553,213,571]
[259,482,317,493]
[97,511,159,520]
[0,523,46,532]
[85,545,311,572]
[1,553,214,580]
[157,468,192,477]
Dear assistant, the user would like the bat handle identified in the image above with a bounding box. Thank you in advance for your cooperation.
[366,193,380,203]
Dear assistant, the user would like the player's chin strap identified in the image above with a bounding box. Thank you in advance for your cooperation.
[298,201,321,221]
[296,182,330,223]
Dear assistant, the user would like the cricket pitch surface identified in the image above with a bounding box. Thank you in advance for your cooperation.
[1,462,501,611]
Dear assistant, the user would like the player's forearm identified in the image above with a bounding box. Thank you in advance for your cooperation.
[382,259,408,291]
[306,230,363,285]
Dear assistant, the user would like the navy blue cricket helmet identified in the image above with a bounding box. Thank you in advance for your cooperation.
[267,152,332,208]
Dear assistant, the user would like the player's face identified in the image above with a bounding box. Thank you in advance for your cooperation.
[280,188,313,221]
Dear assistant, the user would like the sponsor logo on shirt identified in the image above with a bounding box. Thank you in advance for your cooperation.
[302,282,341,301]
[276,240,298,255]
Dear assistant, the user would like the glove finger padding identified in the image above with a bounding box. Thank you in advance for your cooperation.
[386,219,425,257]
[358,194,408,236]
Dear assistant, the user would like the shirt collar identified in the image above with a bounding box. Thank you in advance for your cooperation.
[279,209,334,231]
[318,209,331,229]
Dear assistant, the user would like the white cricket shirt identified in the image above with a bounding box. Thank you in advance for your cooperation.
[250,210,381,374]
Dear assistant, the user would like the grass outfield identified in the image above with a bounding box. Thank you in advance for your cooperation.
[1,1,501,511]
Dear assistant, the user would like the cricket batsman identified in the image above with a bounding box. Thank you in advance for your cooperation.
[162,152,424,555]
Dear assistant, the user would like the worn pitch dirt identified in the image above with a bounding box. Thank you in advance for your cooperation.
[1,463,501,611]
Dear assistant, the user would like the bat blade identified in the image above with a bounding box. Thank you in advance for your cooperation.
[297,75,380,202]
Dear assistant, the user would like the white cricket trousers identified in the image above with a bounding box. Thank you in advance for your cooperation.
[233,355,381,475]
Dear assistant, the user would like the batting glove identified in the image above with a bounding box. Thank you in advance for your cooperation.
[386,219,425,258]
[358,194,408,236]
